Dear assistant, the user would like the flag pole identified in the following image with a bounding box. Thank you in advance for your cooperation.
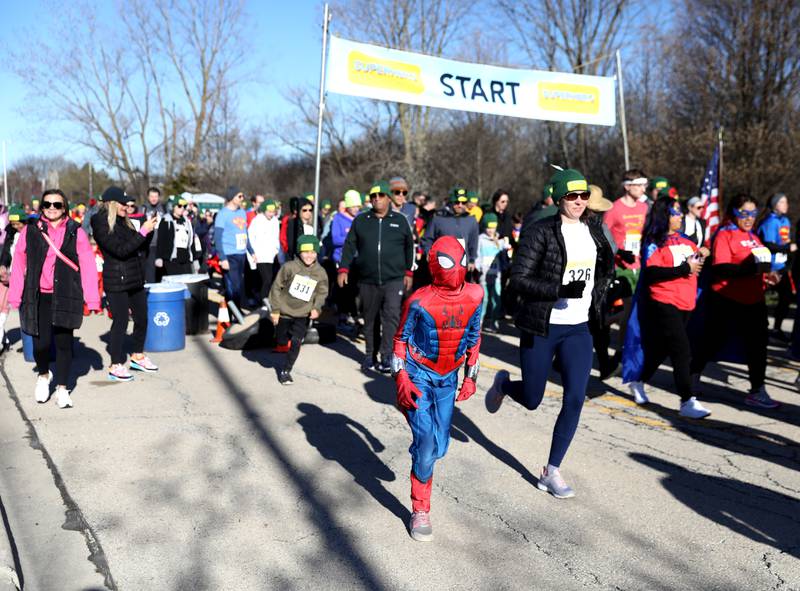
[616,50,630,171]
[717,126,724,214]
[312,3,331,238]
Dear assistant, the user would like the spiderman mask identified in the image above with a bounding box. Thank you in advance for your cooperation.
[428,236,467,291]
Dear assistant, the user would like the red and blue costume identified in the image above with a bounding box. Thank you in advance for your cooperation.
[392,236,483,513]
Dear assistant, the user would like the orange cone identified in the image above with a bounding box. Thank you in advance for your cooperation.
[211,300,231,343]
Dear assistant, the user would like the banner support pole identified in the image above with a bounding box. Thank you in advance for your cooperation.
[312,3,331,237]
[615,49,630,171]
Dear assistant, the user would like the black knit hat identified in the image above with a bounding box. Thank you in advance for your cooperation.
[224,186,243,202]
[102,186,128,204]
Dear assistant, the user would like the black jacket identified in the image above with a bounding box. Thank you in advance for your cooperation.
[20,220,85,335]
[91,212,152,292]
[156,214,199,263]
[339,210,414,285]
[421,208,479,263]
[510,214,614,336]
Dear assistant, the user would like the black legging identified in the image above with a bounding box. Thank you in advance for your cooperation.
[641,298,692,401]
[257,262,274,302]
[690,290,768,392]
[107,287,148,365]
[275,316,307,371]
[33,293,73,385]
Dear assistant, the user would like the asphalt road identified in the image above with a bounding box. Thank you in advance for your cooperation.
[0,313,798,591]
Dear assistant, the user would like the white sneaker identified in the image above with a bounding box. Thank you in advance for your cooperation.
[55,386,73,409]
[629,381,649,405]
[35,372,52,403]
[679,396,710,419]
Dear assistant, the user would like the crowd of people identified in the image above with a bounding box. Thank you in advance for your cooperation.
[0,165,795,541]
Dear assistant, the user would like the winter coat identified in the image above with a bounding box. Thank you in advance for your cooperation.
[510,214,614,337]
[339,209,414,285]
[91,211,152,292]
[421,208,479,263]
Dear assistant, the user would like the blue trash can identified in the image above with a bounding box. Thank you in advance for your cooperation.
[144,283,189,352]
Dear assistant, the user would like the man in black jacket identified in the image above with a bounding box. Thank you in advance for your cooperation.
[338,180,415,373]
[421,187,479,269]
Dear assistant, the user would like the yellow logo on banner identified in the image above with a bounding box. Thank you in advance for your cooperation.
[538,82,600,114]
[348,50,424,94]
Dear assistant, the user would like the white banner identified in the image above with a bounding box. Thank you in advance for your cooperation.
[326,36,616,127]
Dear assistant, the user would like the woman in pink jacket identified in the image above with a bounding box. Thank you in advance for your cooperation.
[9,189,100,408]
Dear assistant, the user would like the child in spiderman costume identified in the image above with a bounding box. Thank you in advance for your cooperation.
[391,236,483,542]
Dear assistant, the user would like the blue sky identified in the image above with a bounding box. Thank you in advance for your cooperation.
[0,0,323,168]
[0,0,666,171]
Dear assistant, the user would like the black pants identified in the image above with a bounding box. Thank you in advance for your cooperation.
[773,271,793,331]
[107,288,148,365]
[145,246,163,284]
[33,293,73,385]
[276,316,307,371]
[690,291,768,392]
[257,262,274,302]
[588,315,611,369]
[164,261,193,276]
[641,298,692,401]
[359,279,404,362]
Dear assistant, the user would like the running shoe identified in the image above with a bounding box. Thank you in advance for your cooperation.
[108,364,134,382]
[537,466,575,499]
[409,511,433,542]
[629,381,649,405]
[55,386,73,409]
[130,355,158,372]
[361,358,376,373]
[35,371,52,403]
[377,359,392,375]
[278,369,294,385]
[745,386,780,409]
[485,370,509,414]
[679,396,711,419]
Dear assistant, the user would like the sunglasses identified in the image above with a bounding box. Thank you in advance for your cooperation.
[734,208,758,219]
[563,192,590,201]
[42,200,65,210]
[301,207,313,212]
[370,193,388,199]
[393,190,408,196]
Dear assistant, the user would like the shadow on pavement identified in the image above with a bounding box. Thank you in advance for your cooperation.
[362,373,539,488]
[68,337,103,390]
[631,452,800,558]
[196,339,389,591]
[296,403,407,524]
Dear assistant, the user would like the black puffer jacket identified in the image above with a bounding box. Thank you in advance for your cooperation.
[91,211,152,292]
[510,214,614,336]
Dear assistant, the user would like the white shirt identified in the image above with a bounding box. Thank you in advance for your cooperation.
[248,214,281,263]
[550,221,597,325]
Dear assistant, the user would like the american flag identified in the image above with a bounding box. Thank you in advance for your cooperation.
[698,146,720,243]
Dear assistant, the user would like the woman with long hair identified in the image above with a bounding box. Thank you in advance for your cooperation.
[690,194,779,408]
[8,189,100,408]
[91,186,159,381]
[484,169,614,498]
[626,196,711,417]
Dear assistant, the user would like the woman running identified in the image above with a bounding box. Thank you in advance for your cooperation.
[690,194,779,408]
[92,186,159,381]
[627,196,711,417]
[485,169,613,498]
[9,189,100,407]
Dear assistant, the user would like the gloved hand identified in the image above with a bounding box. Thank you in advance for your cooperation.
[558,280,586,299]
[155,258,164,268]
[395,370,420,410]
[456,377,476,402]
[618,249,636,264]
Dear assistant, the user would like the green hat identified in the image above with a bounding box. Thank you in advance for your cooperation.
[296,234,320,254]
[649,176,669,192]
[541,183,554,203]
[259,199,277,213]
[7,205,25,222]
[467,190,480,204]
[168,195,189,208]
[549,169,588,201]
[449,187,468,203]
[368,180,391,196]
[481,212,499,230]
[321,198,332,209]
[303,193,315,206]
[343,189,362,209]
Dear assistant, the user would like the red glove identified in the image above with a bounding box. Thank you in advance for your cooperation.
[456,377,476,402]
[396,370,421,410]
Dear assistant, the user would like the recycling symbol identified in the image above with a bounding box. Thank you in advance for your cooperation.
[153,312,170,327]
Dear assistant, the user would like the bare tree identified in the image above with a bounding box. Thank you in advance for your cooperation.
[13,0,248,194]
